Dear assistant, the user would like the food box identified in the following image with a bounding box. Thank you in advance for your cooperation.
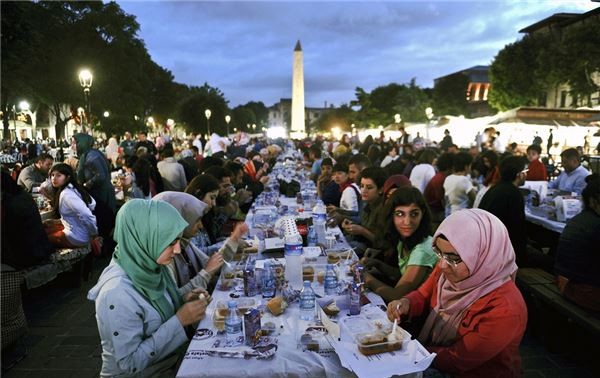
[212,298,257,331]
[339,307,410,356]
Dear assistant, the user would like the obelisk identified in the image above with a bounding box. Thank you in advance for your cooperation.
[291,40,306,137]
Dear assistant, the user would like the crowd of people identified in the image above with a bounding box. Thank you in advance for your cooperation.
[1,125,599,377]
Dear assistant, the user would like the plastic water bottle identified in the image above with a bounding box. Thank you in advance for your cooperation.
[324,264,338,296]
[225,301,244,345]
[307,225,317,247]
[284,232,304,289]
[299,281,316,321]
[349,283,361,315]
[262,261,276,299]
[312,200,327,244]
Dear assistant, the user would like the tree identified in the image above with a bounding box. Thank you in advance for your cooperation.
[178,83,229,136]
[432,73,469,116]
[311,104,356,133]
[231,106,256,132]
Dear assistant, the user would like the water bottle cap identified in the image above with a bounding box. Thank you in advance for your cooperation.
[228,300,237,308]
[303,280,311,286]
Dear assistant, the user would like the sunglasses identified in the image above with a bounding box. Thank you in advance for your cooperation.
[432,244,463,268]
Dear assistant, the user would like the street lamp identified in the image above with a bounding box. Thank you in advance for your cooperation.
[225,114,231,136]
[394,113,401,124]
[103,111,110,118]
[205,109,212,135]
[252,124,256,132]
[425,107,434,143]
[78,69,93,132]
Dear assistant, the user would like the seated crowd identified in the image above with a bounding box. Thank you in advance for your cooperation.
[1,127,597,377]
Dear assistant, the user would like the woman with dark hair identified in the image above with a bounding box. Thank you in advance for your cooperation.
[555,173,600,312]
[185,173,222,249]
[380,144,399,168]
[44,163,98,247]
[121,156,154,199]
[481,150,500,187]
[361,187,438,302]
[367,144,382,168]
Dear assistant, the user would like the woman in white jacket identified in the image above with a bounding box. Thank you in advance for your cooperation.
[44,163,98,247]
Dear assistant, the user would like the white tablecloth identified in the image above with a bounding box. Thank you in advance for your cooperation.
[525,209,566,234]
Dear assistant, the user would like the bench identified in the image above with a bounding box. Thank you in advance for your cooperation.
[516,268,600,336]
[23,245,92,289]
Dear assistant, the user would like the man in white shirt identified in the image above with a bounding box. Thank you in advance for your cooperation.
[548,148,590,194]
[208,132,231,159]
[192,134,203,156]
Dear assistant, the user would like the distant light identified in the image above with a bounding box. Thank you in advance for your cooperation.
[167,119,175,127]
[378,125,384,130]
[351,123,355,129]
[19,101,30,111]
[147,116,154,124]
[205,109,211,119]
[266,126,287,139]
[103,111,110,118]
[331,126,341,139]
[225,115,231,124]
[134,115,140,121]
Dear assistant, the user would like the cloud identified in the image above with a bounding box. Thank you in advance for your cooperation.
[118,0,598,107]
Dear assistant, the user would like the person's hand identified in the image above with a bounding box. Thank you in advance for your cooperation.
[326,205,339,214]
[183,288,211,303]
[176,298,208,326]
[359,257,381,270]
[231,222,249,241]
[204,252,224,276]
[236,189,253,204]
[342,220,363,236]
[387,298,410,322]
[259,176,269,185]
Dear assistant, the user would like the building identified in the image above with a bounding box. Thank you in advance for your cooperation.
[268,98,328,131]
[434,65,492,117]
[519,7,600,109]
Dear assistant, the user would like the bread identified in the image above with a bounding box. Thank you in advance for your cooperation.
[323,301,340,316]
[266,296,287,316]
[317,270,325,284]
[327,253,341,264]
[302,266,314,281]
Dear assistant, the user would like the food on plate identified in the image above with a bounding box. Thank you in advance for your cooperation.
[323,301,340,316]
[357,332,403,356]
[266,296,288,316]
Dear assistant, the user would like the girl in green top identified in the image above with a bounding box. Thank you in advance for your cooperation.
[362,187,439,303]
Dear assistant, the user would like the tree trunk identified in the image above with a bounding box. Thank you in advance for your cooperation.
[1,89,11,141]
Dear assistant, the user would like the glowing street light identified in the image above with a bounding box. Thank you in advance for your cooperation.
[78,69,93,132]
[204,109,212,135]
[252,124,256,132]
[19,101,30,112]
[225,114,231,136]
[103,111,110,118]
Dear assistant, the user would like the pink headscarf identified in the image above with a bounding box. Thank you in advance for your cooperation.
[418,209,518,346]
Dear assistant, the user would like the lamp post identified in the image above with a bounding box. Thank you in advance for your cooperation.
[225,114,231,136]
[394,113,401,124]
[425,107,434,144]
[78,69,93,132]
[19,101,36,139]
[204,109,212,135]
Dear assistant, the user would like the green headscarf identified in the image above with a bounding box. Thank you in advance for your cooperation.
[73,133,94,183]
[113,199,188,321]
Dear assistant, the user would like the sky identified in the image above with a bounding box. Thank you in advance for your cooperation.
[117,0,598,108]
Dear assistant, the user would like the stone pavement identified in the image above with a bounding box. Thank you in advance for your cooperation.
[1,254,597,378]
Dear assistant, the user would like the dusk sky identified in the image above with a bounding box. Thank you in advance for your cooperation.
[117,1,597,108]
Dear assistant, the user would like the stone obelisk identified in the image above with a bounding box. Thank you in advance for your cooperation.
[291,40,306,137]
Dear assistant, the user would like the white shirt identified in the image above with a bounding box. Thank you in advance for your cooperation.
[209,133,231,155]
[380,155,399,168]
[443,174,475,217]
[340,183,360,211]
[192,137,203,155]
[59,185,97,245]
[409,164,436,193]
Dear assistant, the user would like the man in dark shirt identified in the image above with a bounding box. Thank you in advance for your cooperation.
[478,156,528,264]
[119,131,136,157]
[134,131,157,157]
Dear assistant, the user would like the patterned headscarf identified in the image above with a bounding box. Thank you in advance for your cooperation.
[113,199,188,321]
[418,209,518,345]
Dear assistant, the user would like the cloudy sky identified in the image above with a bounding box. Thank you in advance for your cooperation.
[118,0,597,108]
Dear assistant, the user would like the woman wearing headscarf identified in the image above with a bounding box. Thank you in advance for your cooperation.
[387,209,526,378]
[88,199,208,377]
[72,133,116,249]
[105,137,120,169]
[153,192,247,295]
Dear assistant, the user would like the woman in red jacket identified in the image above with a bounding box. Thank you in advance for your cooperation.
[387,209,527,378]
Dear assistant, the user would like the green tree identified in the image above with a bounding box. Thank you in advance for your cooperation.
[178,83,229,136]
[231,106,256,132]
[432,73,469,116]
[311,104,355,133]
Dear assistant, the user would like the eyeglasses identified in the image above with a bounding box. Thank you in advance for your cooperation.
[432,244,463,268]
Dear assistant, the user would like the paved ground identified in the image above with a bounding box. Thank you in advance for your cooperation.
[2,255,597,378]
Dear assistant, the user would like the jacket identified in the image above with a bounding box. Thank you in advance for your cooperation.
[405,266,527,378]
[88,261,188,377]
